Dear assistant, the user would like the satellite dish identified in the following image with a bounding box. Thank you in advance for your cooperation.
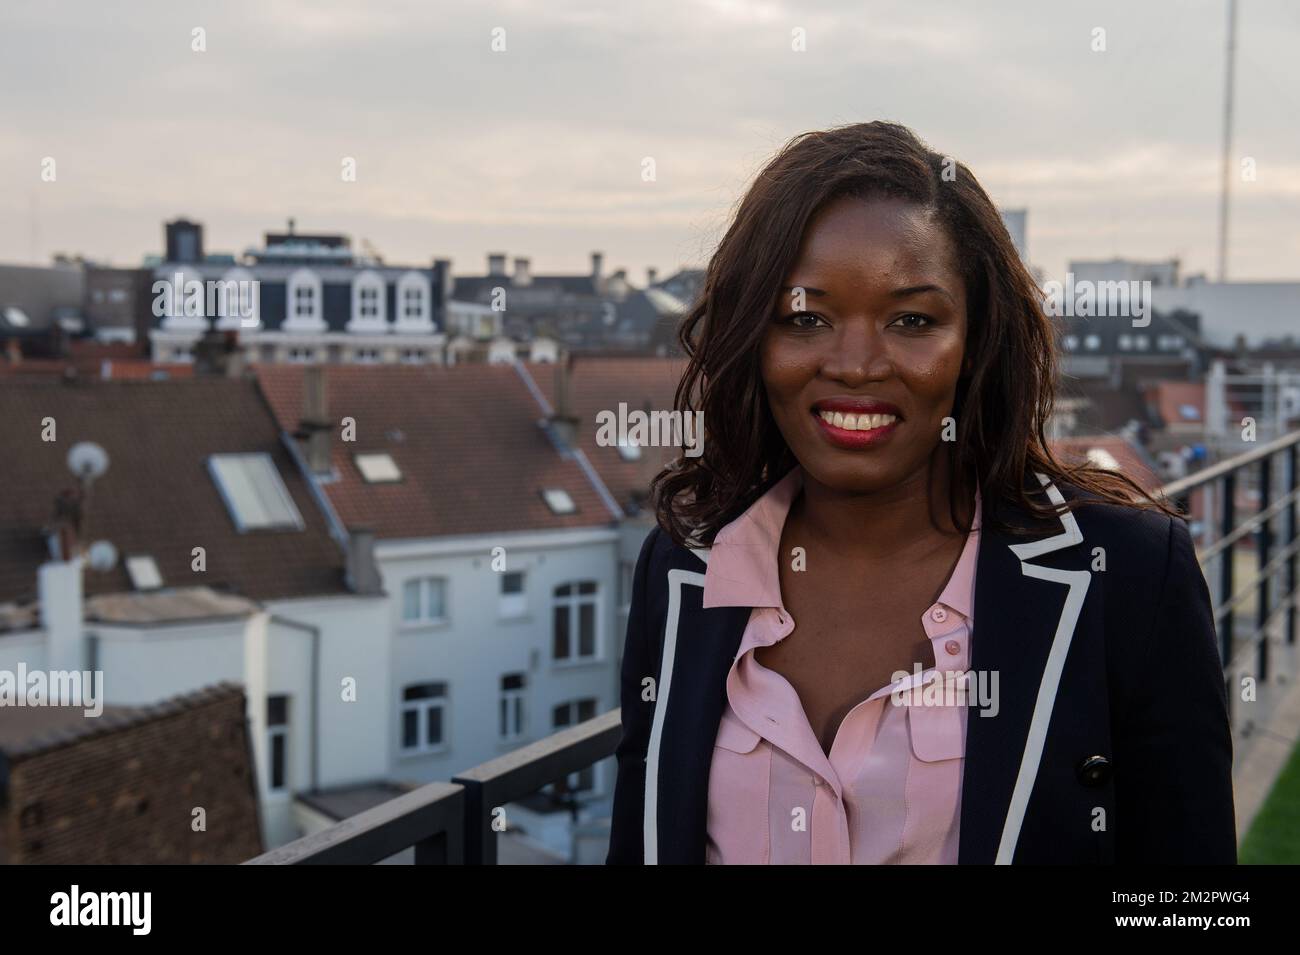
[87,539,118,572]
[67,442,110,481]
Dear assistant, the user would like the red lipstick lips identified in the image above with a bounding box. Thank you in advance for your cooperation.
[810,397,902,450]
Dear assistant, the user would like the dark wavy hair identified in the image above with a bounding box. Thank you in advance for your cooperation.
[652,120,1179,547]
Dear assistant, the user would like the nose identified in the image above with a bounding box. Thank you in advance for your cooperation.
[819,316,891,385]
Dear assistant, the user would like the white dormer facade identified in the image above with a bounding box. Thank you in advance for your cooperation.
[158,267,210,332]
[284,268,326,332]
[347,270,387,334]
[215,267,261,331]
[394,271,434,333]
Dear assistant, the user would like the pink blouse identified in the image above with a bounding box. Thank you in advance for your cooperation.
[700,465,981,864]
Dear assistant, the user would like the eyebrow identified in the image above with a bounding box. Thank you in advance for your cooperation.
[779,283,955,304]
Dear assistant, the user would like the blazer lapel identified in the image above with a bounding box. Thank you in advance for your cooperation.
[959,474,1092,864]
[648,474,1092,865]
[645,543,751,864]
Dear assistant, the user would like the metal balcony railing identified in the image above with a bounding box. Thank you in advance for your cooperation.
[247,429,1300,864]
[1157,428,1300,726]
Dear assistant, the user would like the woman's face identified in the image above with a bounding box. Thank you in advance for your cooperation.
[759,195,968,495]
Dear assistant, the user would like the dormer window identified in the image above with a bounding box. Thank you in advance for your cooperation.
[215,267,260,331]
[348,271,387,333]
[285,269,324,331]
[394,271,433,332]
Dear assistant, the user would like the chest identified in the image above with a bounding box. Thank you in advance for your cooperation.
[754,540,964,754]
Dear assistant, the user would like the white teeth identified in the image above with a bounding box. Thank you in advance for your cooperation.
[818,410,898,431]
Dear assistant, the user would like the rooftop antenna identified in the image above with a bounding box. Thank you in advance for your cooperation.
[54,442,110,561]
[1216,0,1237,282]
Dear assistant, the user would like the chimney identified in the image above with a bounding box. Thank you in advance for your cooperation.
[549,350,579,449]
[487,253,507,277]
[345,528,382,594]
[647,266,658,287]
[433,257,454,304]
[590,251,604,280]
[40,557,85,673]
[48,486,85,561]
[287,217,296,235]
[301,366,331,476]
[629,398,664,513]
[192,329,244,377]
[513,257,532,287]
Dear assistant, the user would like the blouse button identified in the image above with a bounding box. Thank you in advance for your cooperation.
[945,639,961,656]
[931,606,948,623]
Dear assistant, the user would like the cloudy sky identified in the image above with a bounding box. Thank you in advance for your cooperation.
[2,0,1297,284]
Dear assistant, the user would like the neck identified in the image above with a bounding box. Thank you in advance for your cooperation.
[790,450,974,564]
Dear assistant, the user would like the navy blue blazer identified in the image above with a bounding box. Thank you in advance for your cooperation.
[606,473,1237,864]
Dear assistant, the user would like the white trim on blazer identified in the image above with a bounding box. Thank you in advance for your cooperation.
[641,474,1089,865]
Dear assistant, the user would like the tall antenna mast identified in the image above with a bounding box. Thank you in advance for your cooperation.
[1216,0,1238,282]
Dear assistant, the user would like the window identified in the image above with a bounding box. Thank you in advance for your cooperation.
[1134,335,1149,351]
[395,271,432,329]
[403,287,422,318]
[402,576,447,625]
[400,682,447,753]
[1084,334,1101,351]
[349,271,386,331]
[541,488,576,515]
[353,347,381,364]
[553,581,598,661]
[209,453,305,531]
[287,346,317,363]
[500,571,526,618]
[267,695,289,792]
[1061,335,1079,352]
[286,269,323,329]
[500,674,526,741]
[400,348,424,364]
[551,699,598,791]
[125,555,163,590]
[1117,334,1133,351]
[359,286,380,318]
[355,452,402,483]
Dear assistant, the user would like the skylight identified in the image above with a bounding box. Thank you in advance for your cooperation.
[1085,448,1121,471]
[541,488,576,514]
[125,555,163,591]
[209,453,305,531]
[355,452,402,483]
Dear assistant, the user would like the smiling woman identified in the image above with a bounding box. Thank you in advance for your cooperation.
[607,121,1236,866]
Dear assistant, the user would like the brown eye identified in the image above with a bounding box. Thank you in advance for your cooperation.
[891,313,932,329]
[778,311,826,329]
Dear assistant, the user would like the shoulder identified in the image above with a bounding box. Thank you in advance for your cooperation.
[635,522,710,576]
[1050,477,1187,585]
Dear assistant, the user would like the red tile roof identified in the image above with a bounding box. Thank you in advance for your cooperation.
[525,356,689,513]
[1146,381,1206,427]
[1051,434,1163,493]
[255,364,617,540]
[0,376,348,604]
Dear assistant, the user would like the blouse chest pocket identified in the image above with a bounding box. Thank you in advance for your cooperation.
[906,700,966,762]
[713,710,763,753]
